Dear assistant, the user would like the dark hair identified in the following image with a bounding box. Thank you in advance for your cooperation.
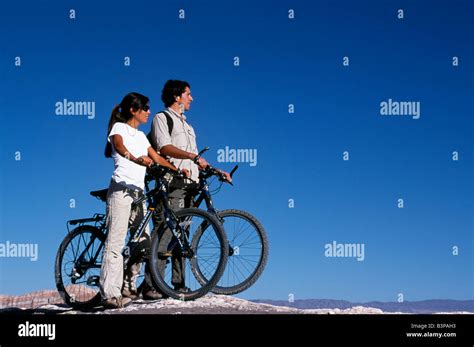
[104,92,149,158]
[161,80,190,107]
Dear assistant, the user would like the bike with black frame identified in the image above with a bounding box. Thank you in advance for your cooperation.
[54,165,228,308]
[148,147,269,295]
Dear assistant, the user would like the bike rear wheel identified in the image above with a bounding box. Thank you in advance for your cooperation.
[149,208,228,301]
[192,209,268,295]
[54,225,105,309]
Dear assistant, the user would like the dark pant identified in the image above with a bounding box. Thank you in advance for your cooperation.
[150,177,197,288]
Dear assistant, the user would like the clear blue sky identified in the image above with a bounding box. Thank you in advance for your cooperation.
[1,0,472,302]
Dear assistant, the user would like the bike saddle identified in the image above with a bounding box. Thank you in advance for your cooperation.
[90,189,108,202]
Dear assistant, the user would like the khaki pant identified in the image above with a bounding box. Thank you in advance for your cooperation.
[100,180,150,299]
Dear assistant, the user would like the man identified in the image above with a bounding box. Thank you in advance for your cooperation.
[151,80,208,184]
[148,80,230,294]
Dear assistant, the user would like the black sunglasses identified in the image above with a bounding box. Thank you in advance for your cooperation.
[142,105,150,112]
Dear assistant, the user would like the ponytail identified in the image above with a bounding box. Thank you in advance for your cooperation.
[104,105,124,158]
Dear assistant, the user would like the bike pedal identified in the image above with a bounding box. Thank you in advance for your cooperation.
[71,267,83,279]
[87,275,100,286]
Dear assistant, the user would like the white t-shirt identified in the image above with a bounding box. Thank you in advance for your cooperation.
[109,122,151,191]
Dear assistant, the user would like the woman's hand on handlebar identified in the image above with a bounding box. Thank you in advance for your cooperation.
[180,168,190,178]
[137,155,153,166]
[148,147,178,171]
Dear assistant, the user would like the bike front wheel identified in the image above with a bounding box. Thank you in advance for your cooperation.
[149,208,228,301]
[54,225,105,309]
[192,209,269,295]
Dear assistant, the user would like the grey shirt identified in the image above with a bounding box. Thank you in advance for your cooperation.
[150,107,200,183]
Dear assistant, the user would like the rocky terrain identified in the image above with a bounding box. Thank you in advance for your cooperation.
[1,293,386,314]
[1,290,472,314]
[0,290,63,309]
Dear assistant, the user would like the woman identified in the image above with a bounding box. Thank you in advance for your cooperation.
[100,92,178,309]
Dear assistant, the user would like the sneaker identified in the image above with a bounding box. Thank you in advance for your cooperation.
[173,284,191,293]
[142,288,167,300]
[122,288,139,300]
[103,296,132,309]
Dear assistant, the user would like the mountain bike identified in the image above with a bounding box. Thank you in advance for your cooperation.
[148,147,269,295]
[54,165,228,308]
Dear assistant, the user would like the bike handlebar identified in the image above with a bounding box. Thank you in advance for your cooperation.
[146,164,184,181]
[198,147,210,157]
[200,164,238,185]
[195,147,238,185]
[192,146,210,165]
[145,147,238,186]
[229,165,238,177]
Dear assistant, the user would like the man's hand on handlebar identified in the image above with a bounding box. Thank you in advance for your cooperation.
[217,169,232,183]
[193,147,236,184]
[192,147,210,170]
[196,157,209,170]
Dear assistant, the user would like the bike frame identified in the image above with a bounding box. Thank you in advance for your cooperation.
[66,171,194,278]
[140,173,193,255]
[193,176,219,217]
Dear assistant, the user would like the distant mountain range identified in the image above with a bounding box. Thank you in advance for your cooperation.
[251,299,474,313]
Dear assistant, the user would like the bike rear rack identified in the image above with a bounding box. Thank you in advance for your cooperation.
[66,213,106,233]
